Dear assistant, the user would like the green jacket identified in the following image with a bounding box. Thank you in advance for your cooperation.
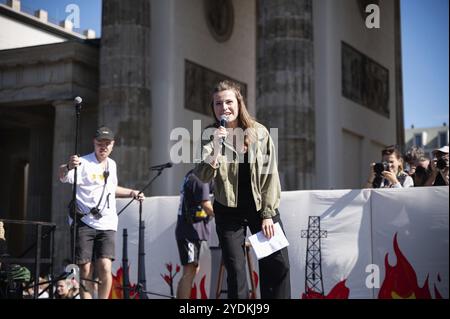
[193,122,281,219]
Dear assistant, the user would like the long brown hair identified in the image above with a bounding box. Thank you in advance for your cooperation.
[382,145,404,173]
[209,80,256,147]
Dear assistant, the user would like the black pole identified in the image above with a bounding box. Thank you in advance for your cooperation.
[33,224,42,299]
[137,200,147,299]
[122,229,130,299]
[71,97,82,264]
[117,167,175,298]
[49,225,55,299]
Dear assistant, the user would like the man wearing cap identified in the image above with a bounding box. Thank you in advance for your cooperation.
[59,126,144,299]
[425,145,449,186]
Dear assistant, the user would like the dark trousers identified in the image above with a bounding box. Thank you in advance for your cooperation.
[215,206,291,299]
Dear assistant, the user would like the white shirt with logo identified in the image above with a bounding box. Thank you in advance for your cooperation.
[60,152,118,231]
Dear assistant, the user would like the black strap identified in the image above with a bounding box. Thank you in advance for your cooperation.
[95,170,109,211]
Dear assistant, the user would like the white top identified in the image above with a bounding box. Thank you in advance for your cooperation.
[381,171,414,188]
[60,152,118,231]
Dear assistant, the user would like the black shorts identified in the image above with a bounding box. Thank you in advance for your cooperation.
[71,221,115,264]
[176,239,203,266]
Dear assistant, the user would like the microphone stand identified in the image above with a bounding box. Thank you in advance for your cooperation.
[136,200,147,299]
[64,98,101,298]
[122,229,130,299]
[71,100,81,264]
[117,167,165,217]
[117,166,174,299]
[120,227,172,299]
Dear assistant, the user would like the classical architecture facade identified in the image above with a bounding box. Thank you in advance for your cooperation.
[0,0,404,270]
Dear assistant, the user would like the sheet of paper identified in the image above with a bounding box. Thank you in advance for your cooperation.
[247,222,289,260]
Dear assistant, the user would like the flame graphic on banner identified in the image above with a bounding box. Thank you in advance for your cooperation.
[434,273,443,299]
[109,267,140,299]
[190,275,208,299]
[378,233,443,299]
[301,280,350,299]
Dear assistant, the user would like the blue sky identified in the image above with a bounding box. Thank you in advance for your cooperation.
[17,0,450,129]
[401,0,449,129]
[19,0,101,35]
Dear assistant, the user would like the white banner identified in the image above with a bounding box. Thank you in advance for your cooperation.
[371,187,449,299]
[112,187,448,299]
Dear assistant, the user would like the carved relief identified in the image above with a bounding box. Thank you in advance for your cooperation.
[185,60,246,116]
[204,0,234,42]
[342,42,389,118]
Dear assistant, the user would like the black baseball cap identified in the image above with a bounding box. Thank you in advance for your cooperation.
[95,126,115,140]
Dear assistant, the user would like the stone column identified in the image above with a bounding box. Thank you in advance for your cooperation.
[256,0,315,190]
[26,125,53,260]
[27,126,53,223]
[394,0,405,151]
[51,100,75,270]
[99,0,152,190]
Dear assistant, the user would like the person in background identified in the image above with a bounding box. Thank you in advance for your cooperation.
[365,145,414,188]
[404,146,431,187]
[59,126,144,299]
[55,278,80,299]
[425,145,449,186]
[175,169,214,299]
[0,221,31,299]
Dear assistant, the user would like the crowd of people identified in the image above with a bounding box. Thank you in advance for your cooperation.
[365,144,449,189]
[1,221,79,299]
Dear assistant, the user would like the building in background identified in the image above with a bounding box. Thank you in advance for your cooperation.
[0,0,404,269]
[0,0,99,269]
[405,123,449,158]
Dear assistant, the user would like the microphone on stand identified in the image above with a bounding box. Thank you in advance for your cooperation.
[150,162,173,171]
[74,96,82,110]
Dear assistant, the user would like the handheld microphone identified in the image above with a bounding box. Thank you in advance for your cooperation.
[150,162,173,171]
[219,115,228,145]
[74,96,82,108]
[220,114,228,128]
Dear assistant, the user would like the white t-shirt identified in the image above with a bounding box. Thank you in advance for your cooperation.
[60,152,118,231]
